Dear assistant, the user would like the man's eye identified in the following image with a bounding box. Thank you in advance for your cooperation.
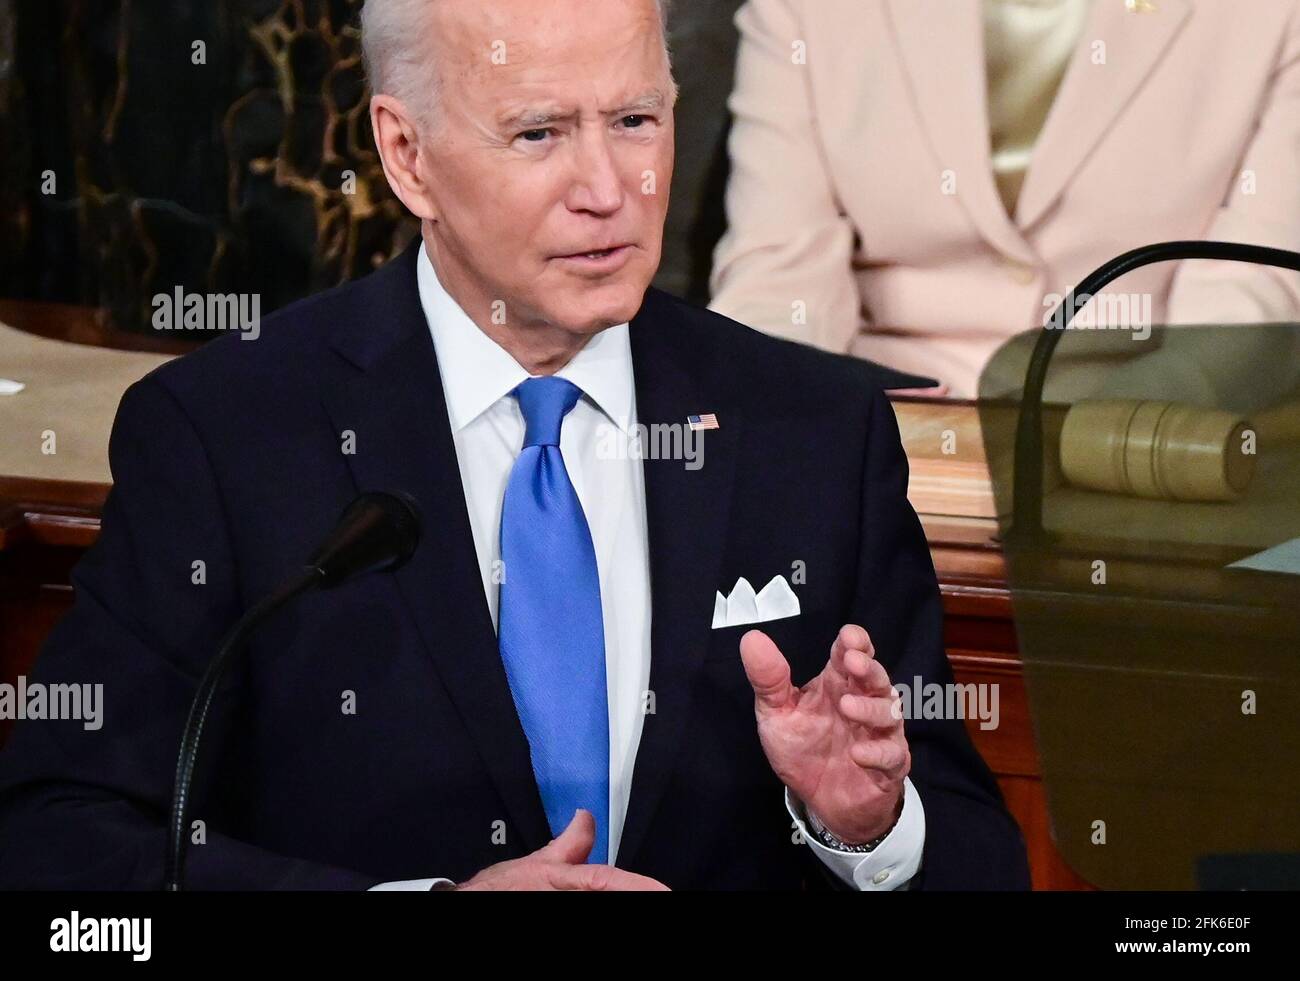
[519,129,553,143]
[621,115,650,129]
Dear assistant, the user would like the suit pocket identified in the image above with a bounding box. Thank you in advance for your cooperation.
[704,612,804,662]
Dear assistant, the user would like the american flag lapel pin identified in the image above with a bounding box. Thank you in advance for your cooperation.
[687,413,720,431]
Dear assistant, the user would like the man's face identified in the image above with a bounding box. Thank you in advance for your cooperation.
[416,0,675,339]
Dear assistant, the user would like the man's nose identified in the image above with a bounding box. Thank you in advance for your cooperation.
[565,129,626,215]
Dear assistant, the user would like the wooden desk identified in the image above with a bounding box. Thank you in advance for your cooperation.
[0,311,1093,889]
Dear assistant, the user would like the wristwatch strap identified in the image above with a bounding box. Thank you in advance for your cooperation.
[807,805,894,853]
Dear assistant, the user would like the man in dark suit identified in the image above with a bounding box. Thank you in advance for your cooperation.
[0,0,1029,890]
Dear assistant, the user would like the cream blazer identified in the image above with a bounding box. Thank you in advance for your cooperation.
[709,0,1300,400]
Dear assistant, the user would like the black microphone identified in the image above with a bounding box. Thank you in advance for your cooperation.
[308,491,421,587]
[163,491,422,891]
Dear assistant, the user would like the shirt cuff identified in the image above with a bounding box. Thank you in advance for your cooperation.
[367,878,456,891]
[785,777,925,891]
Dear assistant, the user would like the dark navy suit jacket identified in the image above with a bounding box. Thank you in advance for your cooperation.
[0,241,1030,889]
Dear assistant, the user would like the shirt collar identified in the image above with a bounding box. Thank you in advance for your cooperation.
[417,240,637,436]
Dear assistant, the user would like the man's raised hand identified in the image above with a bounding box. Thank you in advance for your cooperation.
[739,623,908,845]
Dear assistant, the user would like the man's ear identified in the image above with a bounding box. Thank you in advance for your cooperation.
[370,94,438,220]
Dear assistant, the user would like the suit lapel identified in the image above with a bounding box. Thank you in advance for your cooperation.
[319,240,552,853]
[887,0,1038,264]
[615,290,744,868]
[1014,0,1190,228]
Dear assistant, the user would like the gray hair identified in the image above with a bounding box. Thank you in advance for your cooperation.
[361,0,675,130]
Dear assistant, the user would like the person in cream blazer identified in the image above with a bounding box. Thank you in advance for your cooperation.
[709,0,1300,404]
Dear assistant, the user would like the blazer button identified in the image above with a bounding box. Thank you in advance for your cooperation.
[1002,260,1038,285]
[872,869,892,885]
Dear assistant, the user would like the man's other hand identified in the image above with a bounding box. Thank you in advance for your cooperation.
[453,810,670,891]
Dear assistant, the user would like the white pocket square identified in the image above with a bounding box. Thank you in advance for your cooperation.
[712,575,801,629]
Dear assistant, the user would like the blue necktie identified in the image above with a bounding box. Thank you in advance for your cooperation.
[498,376,610,863]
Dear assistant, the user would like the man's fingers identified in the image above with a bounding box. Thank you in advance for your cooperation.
[842,647,893,695]
[830,624,889,695]
[547,863,671,891]
[534,808,595,864]
[739,629,796,711]
[838,692,903,729]
[830,624,874,669]
[849,737,910,775]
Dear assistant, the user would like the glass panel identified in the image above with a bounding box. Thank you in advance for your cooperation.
[978,280,1300,888]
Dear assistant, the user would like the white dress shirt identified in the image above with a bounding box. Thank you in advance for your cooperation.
[371,243,925,890]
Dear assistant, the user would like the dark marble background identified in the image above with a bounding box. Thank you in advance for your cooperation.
[0,0,744,335]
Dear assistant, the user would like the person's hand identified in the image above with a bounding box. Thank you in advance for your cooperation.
[886,383,950,398]
[452,810,670,891]
[740,624,907,844]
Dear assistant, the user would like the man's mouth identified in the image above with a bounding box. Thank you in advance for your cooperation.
[556,244,631,258]
[553,244,635,270]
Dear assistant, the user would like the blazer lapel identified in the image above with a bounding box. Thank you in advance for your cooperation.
[886,0,1038,264]
[1016,0,1191,228]
[318,240,552,853]
[615,290,744,868]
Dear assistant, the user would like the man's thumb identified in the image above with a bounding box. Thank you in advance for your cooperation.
[739,629,795,710]
[535,809,596,864]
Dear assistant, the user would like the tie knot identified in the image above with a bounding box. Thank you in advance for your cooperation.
[514,376,583,448]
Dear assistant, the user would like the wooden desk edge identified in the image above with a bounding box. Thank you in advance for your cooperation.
[0,477,110,550]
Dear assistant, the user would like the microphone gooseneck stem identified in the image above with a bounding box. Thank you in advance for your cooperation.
[161,490,421,891]
[1010,240,1300,544]
[163,566,324,892]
